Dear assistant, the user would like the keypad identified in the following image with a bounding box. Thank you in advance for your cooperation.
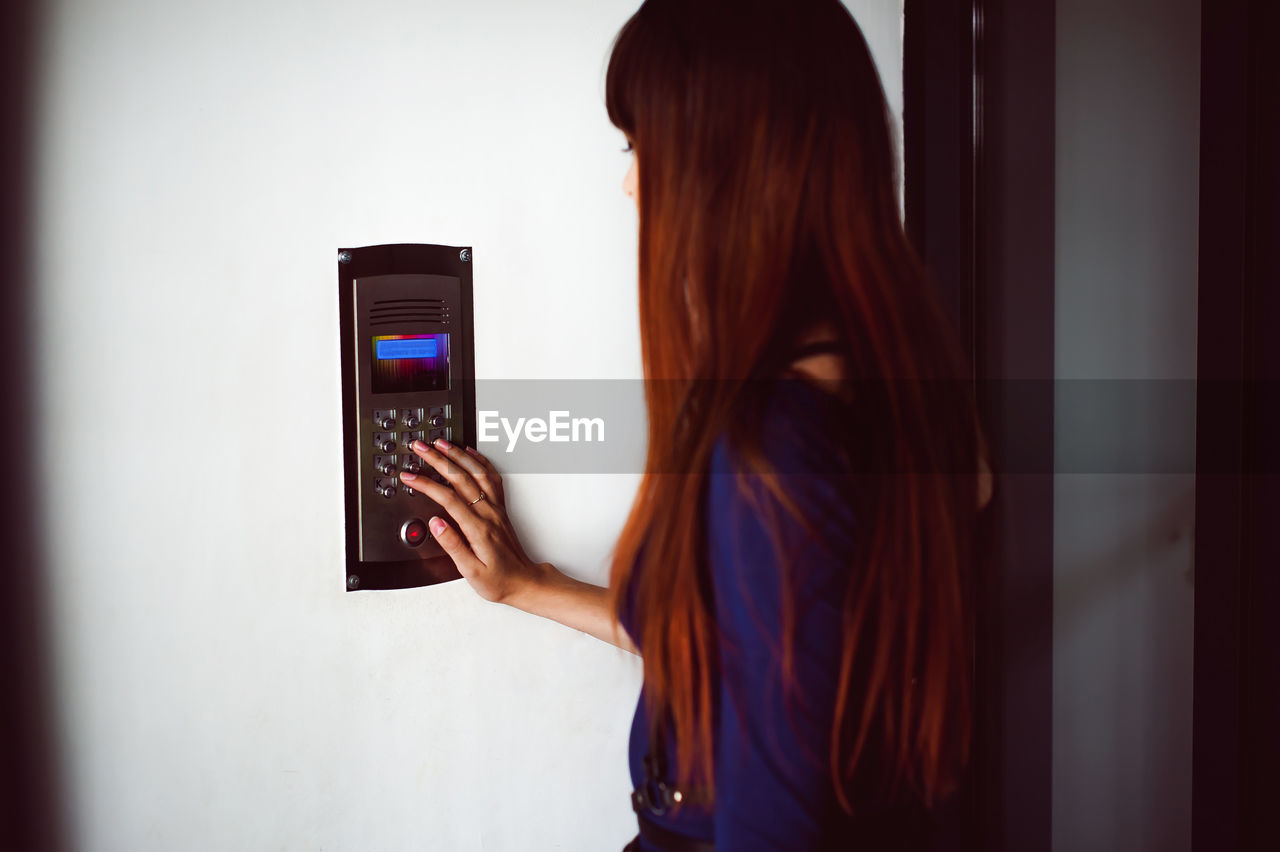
[369,406,453,500]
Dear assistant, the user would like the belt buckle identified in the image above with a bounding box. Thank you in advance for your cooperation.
[631,777,677,816]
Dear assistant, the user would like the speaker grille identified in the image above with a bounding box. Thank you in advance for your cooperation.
[370,298,449,326]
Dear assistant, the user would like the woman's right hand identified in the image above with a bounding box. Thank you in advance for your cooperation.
[402,439,637,655]
[398,438,547,606]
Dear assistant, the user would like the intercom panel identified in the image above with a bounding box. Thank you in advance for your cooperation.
[337,243,477,591]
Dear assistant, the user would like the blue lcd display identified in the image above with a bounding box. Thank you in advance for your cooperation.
[376,338,438,360]
[370,333,450,394]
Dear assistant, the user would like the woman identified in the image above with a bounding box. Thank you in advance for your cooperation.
[397,1,993,848]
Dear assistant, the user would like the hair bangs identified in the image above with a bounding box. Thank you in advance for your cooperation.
[605,12,644,137]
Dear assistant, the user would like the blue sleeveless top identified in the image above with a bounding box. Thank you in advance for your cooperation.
[618,378,945,850]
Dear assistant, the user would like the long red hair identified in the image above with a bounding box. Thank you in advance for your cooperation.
[604,0,981,814]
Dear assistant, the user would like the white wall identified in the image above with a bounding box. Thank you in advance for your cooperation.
[32,2,903,849]
[1054,1,1200,850]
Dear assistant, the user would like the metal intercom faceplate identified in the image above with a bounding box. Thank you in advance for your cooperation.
[338,244,476,591]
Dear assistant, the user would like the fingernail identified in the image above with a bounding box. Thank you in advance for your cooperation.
[434,437,452,451]
[411,439,428,453]
[399,470,416,481]
[428,517,447,535]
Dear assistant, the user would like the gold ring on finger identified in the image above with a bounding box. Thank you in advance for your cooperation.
[469,491,487,505]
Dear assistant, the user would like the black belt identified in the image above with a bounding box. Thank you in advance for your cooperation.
[624,811,716,852]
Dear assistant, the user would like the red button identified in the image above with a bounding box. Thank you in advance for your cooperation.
[400,519,428,547]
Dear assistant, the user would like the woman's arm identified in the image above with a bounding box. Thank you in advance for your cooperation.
[397,439,638,656]
[508,564,639,656]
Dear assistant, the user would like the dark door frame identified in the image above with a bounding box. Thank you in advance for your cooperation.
[1,2,67,851]
[1193,1,1280,849]
[908,0,1280,848]
[904,2,1056,852]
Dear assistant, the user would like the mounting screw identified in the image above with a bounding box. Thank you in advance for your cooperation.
[338,250,352,264]
[347,574,360,590]
[459,249,471,262]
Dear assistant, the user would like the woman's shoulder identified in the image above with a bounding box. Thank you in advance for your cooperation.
[706,377,861,571]
[710,376,855,479]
